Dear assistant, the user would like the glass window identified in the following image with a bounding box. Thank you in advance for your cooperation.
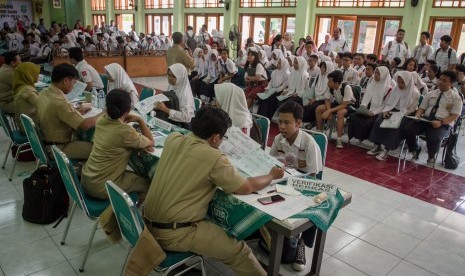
[337,19,356,51]
[356,20,378,53]
[114,0,134,10]
[317,0,405,7]
[240,0,297,8]
[381,19,400,48]
[241,16,251,48]
[431,21,453,50]
[92,15,106,27]
[286,17,296,35]
[186,14,223,34]
[457,23,465,55]
[115,14,134,33]
[269,18,282,44]
[253,17,266,44]
[185,0,221,8]
[91,0,106,11]
[317,17,332,47]
[433,0,465,7]
[145,0,174,9]
[146,14,173,35]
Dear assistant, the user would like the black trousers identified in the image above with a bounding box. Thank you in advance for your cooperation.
[402,120,450,159]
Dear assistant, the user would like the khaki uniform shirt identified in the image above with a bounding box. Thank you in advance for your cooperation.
[166,45,195,69]
[81,115,152,195]
[14,85,39,133]
[0,64,14,104]
[421,88,463,126]
[144,133,245,223]
[37,84,84,143]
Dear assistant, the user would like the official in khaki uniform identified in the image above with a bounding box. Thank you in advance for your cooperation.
[166,32,194,70]
[81,89,154,199]
[143,106,284,276]
[37,63,101,160]
[0,52,21,114]
[12,62,40,134]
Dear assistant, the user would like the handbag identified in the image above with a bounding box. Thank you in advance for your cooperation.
[22,166,69,225]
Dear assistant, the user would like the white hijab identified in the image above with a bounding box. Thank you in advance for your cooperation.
[288,56,309,94]
[208,49,219,77]
[104,63,139,104]
[215,83,253,130]
[270,58,290,88]
[362,66,392,111]
[262,44,272,59]
[238,49,247,65]
[383,71,418,114]
[193,48,203,63]
[315,60,334,96]
[259,50,269,65]
[168,63,195,121]
[271,49,284,66]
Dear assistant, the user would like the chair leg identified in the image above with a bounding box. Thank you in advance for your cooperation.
[2,140,12,169]
[199,257,207,276]
[9,143,25,181]
[120,246,132,276]
[61,201,77,245]
[79,220,99,272]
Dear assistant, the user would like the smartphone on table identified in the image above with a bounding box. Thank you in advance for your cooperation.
[258,195,285,205]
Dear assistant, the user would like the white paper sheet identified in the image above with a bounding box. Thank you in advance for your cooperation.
[276,93,291,102]
[257,87,279,100]
[380,112,404,129]
[404,115,433,123]
[66,80,87,102]
[219,127,261,164]
[81,107,102,118]
[134,94,170,115]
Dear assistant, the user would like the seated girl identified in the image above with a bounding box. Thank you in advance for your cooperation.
[348,66,392,142]
[217,48,238,84]
[154,64,195,128]
[235,49,247,68]
[421,64,440,91]
[368,71,420,161]
[257,57,290,120]
[81,89,154,199]
[280,56,310,106]
[13,62,40,134]
[259,49,271,69]
[190,48,208,97]
[104,63,139,104]
[244,51,268,108]
[267,49,284,70]
[199,49,219,103]
[215,83,253,135]
[403,57,428,94]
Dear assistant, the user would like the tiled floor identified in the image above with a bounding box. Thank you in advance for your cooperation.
[1,77,464,275]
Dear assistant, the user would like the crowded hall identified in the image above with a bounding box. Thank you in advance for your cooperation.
[1,0,465,275]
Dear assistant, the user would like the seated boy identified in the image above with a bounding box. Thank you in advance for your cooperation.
[340,52,359,85]
[315,70,354,149]
[269,101,323,271]
[217,48,238,84]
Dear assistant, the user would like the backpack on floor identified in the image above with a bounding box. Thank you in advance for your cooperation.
[444,132,460,170]
[22,166,69,225]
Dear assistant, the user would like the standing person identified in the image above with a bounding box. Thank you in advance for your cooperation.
[381,29,410,67]
[318,34,330,54]
[104,63,139,105]
[401,71,462,166]
[68,47,104,92]
[143,106,284,276]
[0,52,21,114]
[214,83,253,135]
[413,32,433,73]
[37,18,47,35]
[184,25,198,52]
[81,89,154,199]
[268,30,278,45]
[154,64,195,127]
[244,51,268,108]
[327,28,349,53]
[198,24,211,48]
[429,35,459,72]
[166,32,195,71]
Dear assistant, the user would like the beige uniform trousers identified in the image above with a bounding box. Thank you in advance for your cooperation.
[0,100,15,114]
[147,220,266,276]
[49,141,93,160]
[85,171,150,200]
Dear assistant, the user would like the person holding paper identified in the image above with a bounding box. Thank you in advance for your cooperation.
[12,62,40,134]
[81,89,154,199]
[368,71,420,160]
[37,64,101,160]
[268,48,284,70]
[104,63,139,105]
[68,47,104,92]
[279,56,310,105]
[269,101,322,271]
[316,70,354,149]
[143,106,284,276]
[257,57,290,120]
[214,83,253,135]
[401,71,462,166]
[349,66,392,142]
[155,64,195,127]
[244,50,268,108]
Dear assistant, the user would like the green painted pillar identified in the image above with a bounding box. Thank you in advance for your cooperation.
[295,0,312,39]
[135,0,144,33]
[107,0,114,25]
[400,0,428,49]
[224,0,239,57]
[173,0,184,32]
[82,0,92,27]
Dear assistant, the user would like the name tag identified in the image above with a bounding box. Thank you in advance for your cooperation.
[287,177,338,195]
[152,117,172,132]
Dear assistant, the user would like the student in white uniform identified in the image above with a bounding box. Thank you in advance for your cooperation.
[190,48,208,97]
[307,54,320,79]
[353,53,366,78]
[402,71,462,166]
[429,35,459,72]
[381,29,410,67]
[217,48,238,84]
[68,47,104,92]
[413,31,433,73]
[280,56,309,105]
[403,58,428,94]
[422,64,440,91]
[104,63,139,104]
[200,49,220,103]
[340,52,359,86]
[215,83,253,135]
[327,27,349,53]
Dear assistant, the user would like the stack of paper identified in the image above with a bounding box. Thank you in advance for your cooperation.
[66,80,87,102]
[134,94,170,115]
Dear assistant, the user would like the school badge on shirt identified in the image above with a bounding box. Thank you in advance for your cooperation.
[298,159,307,168]
[82,71,87,77]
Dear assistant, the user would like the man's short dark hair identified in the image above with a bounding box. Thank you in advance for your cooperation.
[354,53,365,59]
[421,31,431,39]
[393,57,401,66]
[426,59,437,65]
[3,51,18,65]
[328,70,344,84]
[277,101,303,121]
[342,52,353,59]
[68,47,84,62]
[187,26,193,30]
[305,40,314,46]
[220,48,228,54]
[97,33,104,37]
[52,63,79,83]
[397,29,406,34]
[366,62,377,71]
[191,106,232,139]
[440,70,458,83]
[172,32,183,44]
[441,35,452,44]
[366,54,377,62]
[455,64,465,74]
[309,54,319,60]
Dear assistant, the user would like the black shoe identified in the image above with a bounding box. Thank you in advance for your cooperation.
[411,147,421,160]
[292,239,306,271]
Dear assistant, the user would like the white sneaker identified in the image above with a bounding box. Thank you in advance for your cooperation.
[336,138,343,149]
[376,149,389,161]
[367,145,382,155]
[427,158,435,167]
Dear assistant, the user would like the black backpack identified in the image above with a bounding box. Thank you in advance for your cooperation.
[186,32,197,52]
[22,166,69,225]
[249,116,264,148]
[155,90,190,128]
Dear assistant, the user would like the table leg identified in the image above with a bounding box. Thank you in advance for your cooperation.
[308,228,327,276]
[267,230,284,276]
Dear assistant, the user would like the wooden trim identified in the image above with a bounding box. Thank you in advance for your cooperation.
[184,13,223,33]
[428,17,465,50]
[432,0,465,8]
[316,0,406,8]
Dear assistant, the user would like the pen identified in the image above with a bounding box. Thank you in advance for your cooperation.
[267,190,277,194]
[252,192,259,195]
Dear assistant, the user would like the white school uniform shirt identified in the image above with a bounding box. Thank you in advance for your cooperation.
[327,37,349,53]
[76,60,104,90]
[167,64,195,123]
[413,44,433,65]
[422,76,438,90]
[381,40,410,66]
[29,44,41,57]
[429,47,459,71]
[307,66,320,79]
[340,66,359,86]
[218,58,238,76]
[420,88,463,126]
[324,83,354,104]
[269,129,323,175]
[244,63,267,81]
[354,64,366,78]
[39,44,51,58]
[85,44,96,52]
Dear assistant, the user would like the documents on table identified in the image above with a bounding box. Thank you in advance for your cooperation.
[82,107,102,118]
[67,80,87,102]
[151,130,167,147]
[404,115,433,123]
[134,94,170,115]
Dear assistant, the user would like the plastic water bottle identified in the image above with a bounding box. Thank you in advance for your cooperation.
[91,88,98,107]
[98,90,106,109]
